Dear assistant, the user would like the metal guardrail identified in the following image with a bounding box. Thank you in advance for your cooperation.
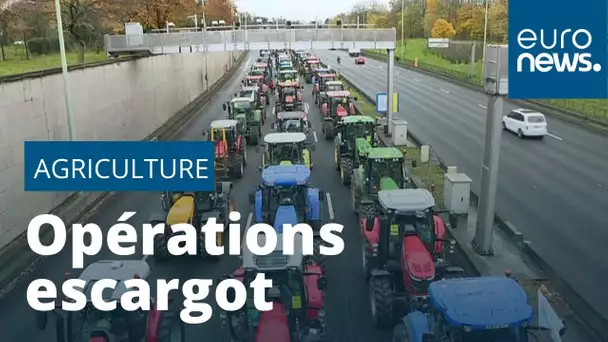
[105,28,397,55]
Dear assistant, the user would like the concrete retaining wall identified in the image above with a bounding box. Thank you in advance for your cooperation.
[0,51,241,248]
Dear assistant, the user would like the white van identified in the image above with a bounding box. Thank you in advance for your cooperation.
[348,48,361,57]
[502,108,548,139]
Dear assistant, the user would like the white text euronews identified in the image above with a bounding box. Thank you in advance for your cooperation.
[33,158,210,180]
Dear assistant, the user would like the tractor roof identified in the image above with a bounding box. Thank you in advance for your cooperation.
[279,81,298,87]
[241,86,258,92]
[211,119,238,129]
[261,165,311,186]
[80,260,150,301]
[231,97,252,103]
[378,189,435,212]
[326,90,351,97]
[342,115,375,124]
[264,132,307,144]
[280,69,297,74]
[326,81,343,85]
[277,111,305,120]
[319,73,336,78]
[429,277,533,329]
[242,233,304,271]
[247,75,263,79]
[367,147,403,159]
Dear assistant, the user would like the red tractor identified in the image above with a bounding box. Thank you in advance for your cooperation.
[275,81,304,114]
[244,74,269,96]
[312,73,337,104]
[321,90,357,139]
[361,189,462,327]
[34,260,185,342]
[219,238,327,342]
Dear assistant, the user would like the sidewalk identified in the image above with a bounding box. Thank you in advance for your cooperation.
[374,126,600,342]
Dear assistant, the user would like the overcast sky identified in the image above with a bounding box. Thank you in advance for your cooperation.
[235,0,390,22]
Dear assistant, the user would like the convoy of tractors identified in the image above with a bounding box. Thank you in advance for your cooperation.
[34,48,567,342]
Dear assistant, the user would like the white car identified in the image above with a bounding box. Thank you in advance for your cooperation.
[502,108,547,139]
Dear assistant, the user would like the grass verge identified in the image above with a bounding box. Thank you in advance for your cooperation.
[0,46,108,76]
[366,39,608,123]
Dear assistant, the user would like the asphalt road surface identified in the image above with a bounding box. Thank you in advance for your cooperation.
[317,50,608,320]
[0,53,393,342]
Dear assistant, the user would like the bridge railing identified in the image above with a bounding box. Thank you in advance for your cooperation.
[105,28,396,53]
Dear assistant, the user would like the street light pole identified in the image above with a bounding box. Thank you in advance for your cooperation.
[54,0,75,140]
[401,0,405,60]
[481,0,490,78]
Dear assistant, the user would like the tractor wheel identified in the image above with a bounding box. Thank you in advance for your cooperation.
[156,309,186,342]
[340,158,353,186]
[312,238,327,274]
[370,276,393,327]
[360,203,376,218]
[242,145,248,166]
[230,154,244,179]
[153,227,170,261]
[334,148,340,171]
[323,122,333,140]
[362,243,372,281]
[351,185,360,215]
[392,323,410,342]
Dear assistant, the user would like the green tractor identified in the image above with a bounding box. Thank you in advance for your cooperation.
[351,147,410,217]
[237,86,268,124]
[334,115,378,185]
[255,132,315,170]
[223,97,262,145]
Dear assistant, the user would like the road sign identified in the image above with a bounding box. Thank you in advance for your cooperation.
[428,38,449,48]
[376,92,399,115]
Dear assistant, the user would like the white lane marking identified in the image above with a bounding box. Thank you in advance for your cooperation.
[440,88,450,94]
[313,131,318,143]
[242,212,253,248]
[547,133,563,141]
[478,104,487,109]
[326,192,335,221]
[413,78,420,83]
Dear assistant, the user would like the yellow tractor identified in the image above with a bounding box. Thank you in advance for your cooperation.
[150,182,234,261]
[204,119,247,179]
[255,132,315,170]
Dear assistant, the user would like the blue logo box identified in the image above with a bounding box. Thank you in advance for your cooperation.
[24,141,215,191]
[508,0,608,99]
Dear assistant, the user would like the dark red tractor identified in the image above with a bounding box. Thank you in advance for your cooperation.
[361,189,462,327]
[245,74,269,96]
[219,255,327,342]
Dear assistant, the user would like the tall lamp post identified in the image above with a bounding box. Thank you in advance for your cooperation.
[400,0,405,60]
[54,0,75,140]
[481,0,490,78]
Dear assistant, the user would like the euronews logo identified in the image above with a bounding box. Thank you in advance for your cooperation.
[516,29,602,73]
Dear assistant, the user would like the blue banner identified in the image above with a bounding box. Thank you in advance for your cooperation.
[508,0,608,99]
[24,141,215,191]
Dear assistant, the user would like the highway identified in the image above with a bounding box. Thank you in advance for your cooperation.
[0,52,391,342]
[316,50,608,319]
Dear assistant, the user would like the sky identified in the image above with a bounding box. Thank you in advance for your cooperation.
[235,0,391,22]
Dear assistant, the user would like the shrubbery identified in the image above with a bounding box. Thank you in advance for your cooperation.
[425,43,483,65]
[26,36,75,55]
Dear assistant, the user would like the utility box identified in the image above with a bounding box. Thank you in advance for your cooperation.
[444,173,472,214]
[391,119,408,146]
[484,44,508,95]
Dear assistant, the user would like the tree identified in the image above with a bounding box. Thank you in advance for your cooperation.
[431,18,455,38]
[488,0,508,42]
[203,0,235,23]
[424,0,438,35]
[455,4,484,40]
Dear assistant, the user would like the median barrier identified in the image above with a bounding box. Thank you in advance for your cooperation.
[339,70,608,341]
[0,52,247,295]
[362,50,608,135]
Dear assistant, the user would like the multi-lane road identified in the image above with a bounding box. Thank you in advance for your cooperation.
[0,53,392,342]
[317,50,608,320]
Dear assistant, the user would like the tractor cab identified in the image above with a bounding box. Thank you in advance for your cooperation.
[360,147,407,195]
[317,80,345,106]
[205,119,246,178]
[220,234,326,342]
[276,82,304,112]
[394,277,564,342]
[272,111,311,134]
[334,115,377,172]
[238,86,269,110]
[244,74,265,89]
[278,61,294,72]
[257,132,314,169]
[35,260,184,342]
[278,69,299,84]
[303,58,321,83]
[224,98,262,144]
[313,73,337,103]
[322,90,356,118]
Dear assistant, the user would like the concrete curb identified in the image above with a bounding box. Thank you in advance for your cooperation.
[361,51,608,136]
[0,53,247,294]
[339,71,608,341]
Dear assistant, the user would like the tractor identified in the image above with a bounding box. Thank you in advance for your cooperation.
[224,97,262,144]
[272,111,311,135]
[150,182,233,261]
[219,233,327,342]
[275,81,304,113]
[363,189,461,327]
[351,147,409,213]
[317,80,345,107]
[334,115,377,185]
[393,277,567,342]
[256,132,314,170]
[303,58,321,83]
[312,73,337,104]
[321,90,357,139]
[237,85,269,117]
[35,260,186,342]
[204,119,247,179]
[244,74,269,96]
[278,69,300,85]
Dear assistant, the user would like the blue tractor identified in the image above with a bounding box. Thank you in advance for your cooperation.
[249,164,327,271]
[392,276,567,342]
